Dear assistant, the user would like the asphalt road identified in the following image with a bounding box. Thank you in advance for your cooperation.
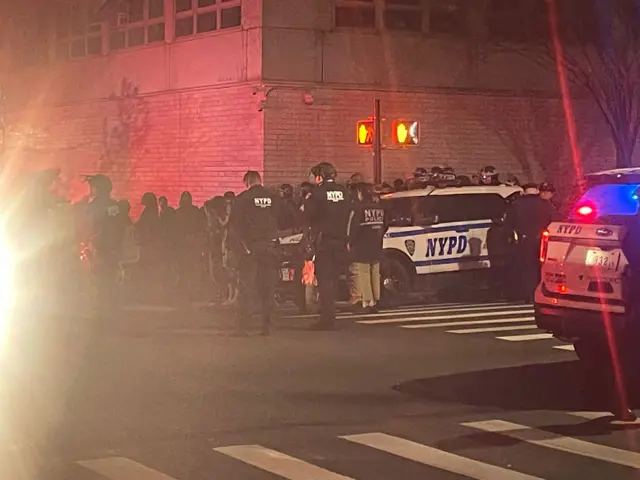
[2,300,639,480]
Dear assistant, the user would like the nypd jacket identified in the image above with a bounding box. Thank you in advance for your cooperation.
[231,184,279,248]
[305,180,351,246]
[347,201,387,262]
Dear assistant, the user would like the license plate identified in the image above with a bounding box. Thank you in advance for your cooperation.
[585,250,620,271]
[280,268,294,282]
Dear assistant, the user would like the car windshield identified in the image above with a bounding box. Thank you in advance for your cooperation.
[569,183,640,224]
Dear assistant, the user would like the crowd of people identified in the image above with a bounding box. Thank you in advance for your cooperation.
[1,162,563,335]
[101,163,554,310]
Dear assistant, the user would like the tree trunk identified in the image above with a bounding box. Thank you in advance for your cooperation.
[615,140,635,169]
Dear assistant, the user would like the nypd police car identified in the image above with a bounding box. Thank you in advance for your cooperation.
[278,183,522,308]
[379,184,521,299]
[535,168,640,362]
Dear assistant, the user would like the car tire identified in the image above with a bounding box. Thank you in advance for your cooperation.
[380,257,412,308]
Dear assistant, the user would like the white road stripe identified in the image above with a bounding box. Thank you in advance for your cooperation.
[350,303,528,320]
[287,302,522,319]
[496,333,555,342]
[464,420,640,469]
[448,325,539,334]
[359,309,533,325]
[568,411,613,420]
[77,457,178,480]
[342,432,542,480]
[553,345,575,351]
[568,411,640,425]
[401,317,534,329]
[214,445,354,479]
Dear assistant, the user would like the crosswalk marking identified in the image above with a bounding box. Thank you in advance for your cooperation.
[353,303,528,320]
[568,411,613,420]
[553,345,575,351]
[463,420,640,469]
[496,333,555,342]
[287,302,518,320]
[400,316,534,329]
[342,432,543,480]
[77,457,178,480]
[448,325,538,334]
[359,309,533,325]
[353,305,531,324]
[214,445,354,479]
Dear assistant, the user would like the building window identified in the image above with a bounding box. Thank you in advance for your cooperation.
[109,0,166,50]
[55,1,103,60]
[174,0,242,38]
[335,0,376,28]
[384,0,422,31]
[487,0,548,44]
[429,0,467,35]
[19,13,52,67]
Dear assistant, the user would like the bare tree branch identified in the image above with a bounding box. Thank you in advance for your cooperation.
[486,0,640,168]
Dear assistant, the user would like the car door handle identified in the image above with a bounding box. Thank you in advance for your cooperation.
[454,227,469,233]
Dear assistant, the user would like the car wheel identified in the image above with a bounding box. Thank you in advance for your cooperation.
[380,257,411,308]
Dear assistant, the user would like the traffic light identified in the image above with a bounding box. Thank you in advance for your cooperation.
[393,120,419,146]
[356,120,374,146]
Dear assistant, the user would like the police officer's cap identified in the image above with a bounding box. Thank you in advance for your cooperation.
[481,165,498,175]
[539,182,555,193]
[310,162,337,180]
[87,174,113,193]
[347,172,364,186]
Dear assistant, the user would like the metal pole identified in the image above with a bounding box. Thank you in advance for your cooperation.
[373,98,382,184]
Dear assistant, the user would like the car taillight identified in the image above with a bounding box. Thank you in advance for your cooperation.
[539,230,550,263]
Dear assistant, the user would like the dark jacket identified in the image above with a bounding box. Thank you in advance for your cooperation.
[505,194,557,240]
[347,201,387,262]
[305,180,351,247]
[231,184,279,248]
[87,197,127,256]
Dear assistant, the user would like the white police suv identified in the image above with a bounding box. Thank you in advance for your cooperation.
[379,184,521,300]
[535,168,640,360]
[278,183,522,306]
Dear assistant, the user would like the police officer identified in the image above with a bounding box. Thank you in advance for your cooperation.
[230,170,280,335]
[305,162,351,330]
[85,174,127,318]
[347,183,387,313]
[277,183,299,235]
[504,183,555,302]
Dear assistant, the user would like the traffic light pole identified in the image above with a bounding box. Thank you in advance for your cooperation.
[373,99,382,185]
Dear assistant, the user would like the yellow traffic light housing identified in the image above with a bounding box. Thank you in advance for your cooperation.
[356,120,374,146]
[393,120,419,146]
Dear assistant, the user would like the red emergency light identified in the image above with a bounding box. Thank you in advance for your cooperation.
[576,205,595,217]
[539,229,550,263]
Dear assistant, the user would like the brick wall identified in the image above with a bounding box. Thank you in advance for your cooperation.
[263,87,618,203]
[3,84,263,217]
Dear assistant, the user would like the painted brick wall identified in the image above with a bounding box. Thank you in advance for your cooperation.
[263,87,620,202]
[4,84,263,217]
